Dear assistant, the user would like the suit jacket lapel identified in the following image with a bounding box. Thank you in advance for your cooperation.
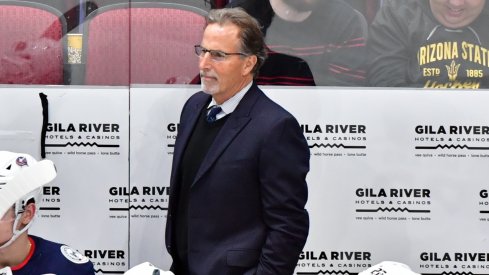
[192,84,262,187]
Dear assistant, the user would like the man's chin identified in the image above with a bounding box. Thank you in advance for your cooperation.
[202,89,216,95]
[201,83,217,95]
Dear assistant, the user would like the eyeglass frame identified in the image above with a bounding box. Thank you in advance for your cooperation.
[194,45,248,62]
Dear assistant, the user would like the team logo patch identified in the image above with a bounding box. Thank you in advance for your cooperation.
[15,156,28,167]
[60,245,90,264]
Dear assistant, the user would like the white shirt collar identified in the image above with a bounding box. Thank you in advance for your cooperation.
[207,81,253,119]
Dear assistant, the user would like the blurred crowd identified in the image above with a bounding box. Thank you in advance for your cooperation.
[1,0,488,89]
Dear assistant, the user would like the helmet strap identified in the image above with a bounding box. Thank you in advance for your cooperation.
[0,207,34,249]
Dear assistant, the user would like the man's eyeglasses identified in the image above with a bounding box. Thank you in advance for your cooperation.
[194,45,247,62]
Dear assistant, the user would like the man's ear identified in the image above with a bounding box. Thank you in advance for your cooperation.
[20,203,36,226]
[242,55,258,76]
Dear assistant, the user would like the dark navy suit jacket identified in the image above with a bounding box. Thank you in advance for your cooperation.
[165,83,310,275]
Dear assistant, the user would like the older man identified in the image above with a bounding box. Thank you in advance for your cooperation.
[165,7,310,275]
[368,0,489,88]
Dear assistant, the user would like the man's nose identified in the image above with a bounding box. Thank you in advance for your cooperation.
[199,52,212,69]
[447,0,465,8]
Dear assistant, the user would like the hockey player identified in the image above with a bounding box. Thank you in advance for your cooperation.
[0,151,95,274]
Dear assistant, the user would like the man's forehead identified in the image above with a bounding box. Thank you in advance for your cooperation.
[205,22,240,36]
[202,23,241,49]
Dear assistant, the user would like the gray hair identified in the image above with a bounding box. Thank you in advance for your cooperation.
[206,8,268,76]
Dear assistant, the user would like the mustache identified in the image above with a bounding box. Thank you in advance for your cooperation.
[200,71,217,79]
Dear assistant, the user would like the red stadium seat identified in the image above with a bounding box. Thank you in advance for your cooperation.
[0,1,66,85]
[83,2,208,85]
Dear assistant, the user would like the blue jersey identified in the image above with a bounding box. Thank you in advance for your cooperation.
[11,235,94,275]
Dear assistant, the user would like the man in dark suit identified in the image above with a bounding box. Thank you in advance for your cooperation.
[165,8,310,275]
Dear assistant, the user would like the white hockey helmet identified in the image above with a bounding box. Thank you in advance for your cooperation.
[124,262,174,275]
[0,151,57,249]
[359,261,420,275]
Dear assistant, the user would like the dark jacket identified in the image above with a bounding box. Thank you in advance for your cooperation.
[165,84,310,275]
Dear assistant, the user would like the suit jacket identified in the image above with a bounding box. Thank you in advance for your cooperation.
[165,83,310,275]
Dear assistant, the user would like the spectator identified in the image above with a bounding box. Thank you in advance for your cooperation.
[368,0,489,89]
[228,0,368,86]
